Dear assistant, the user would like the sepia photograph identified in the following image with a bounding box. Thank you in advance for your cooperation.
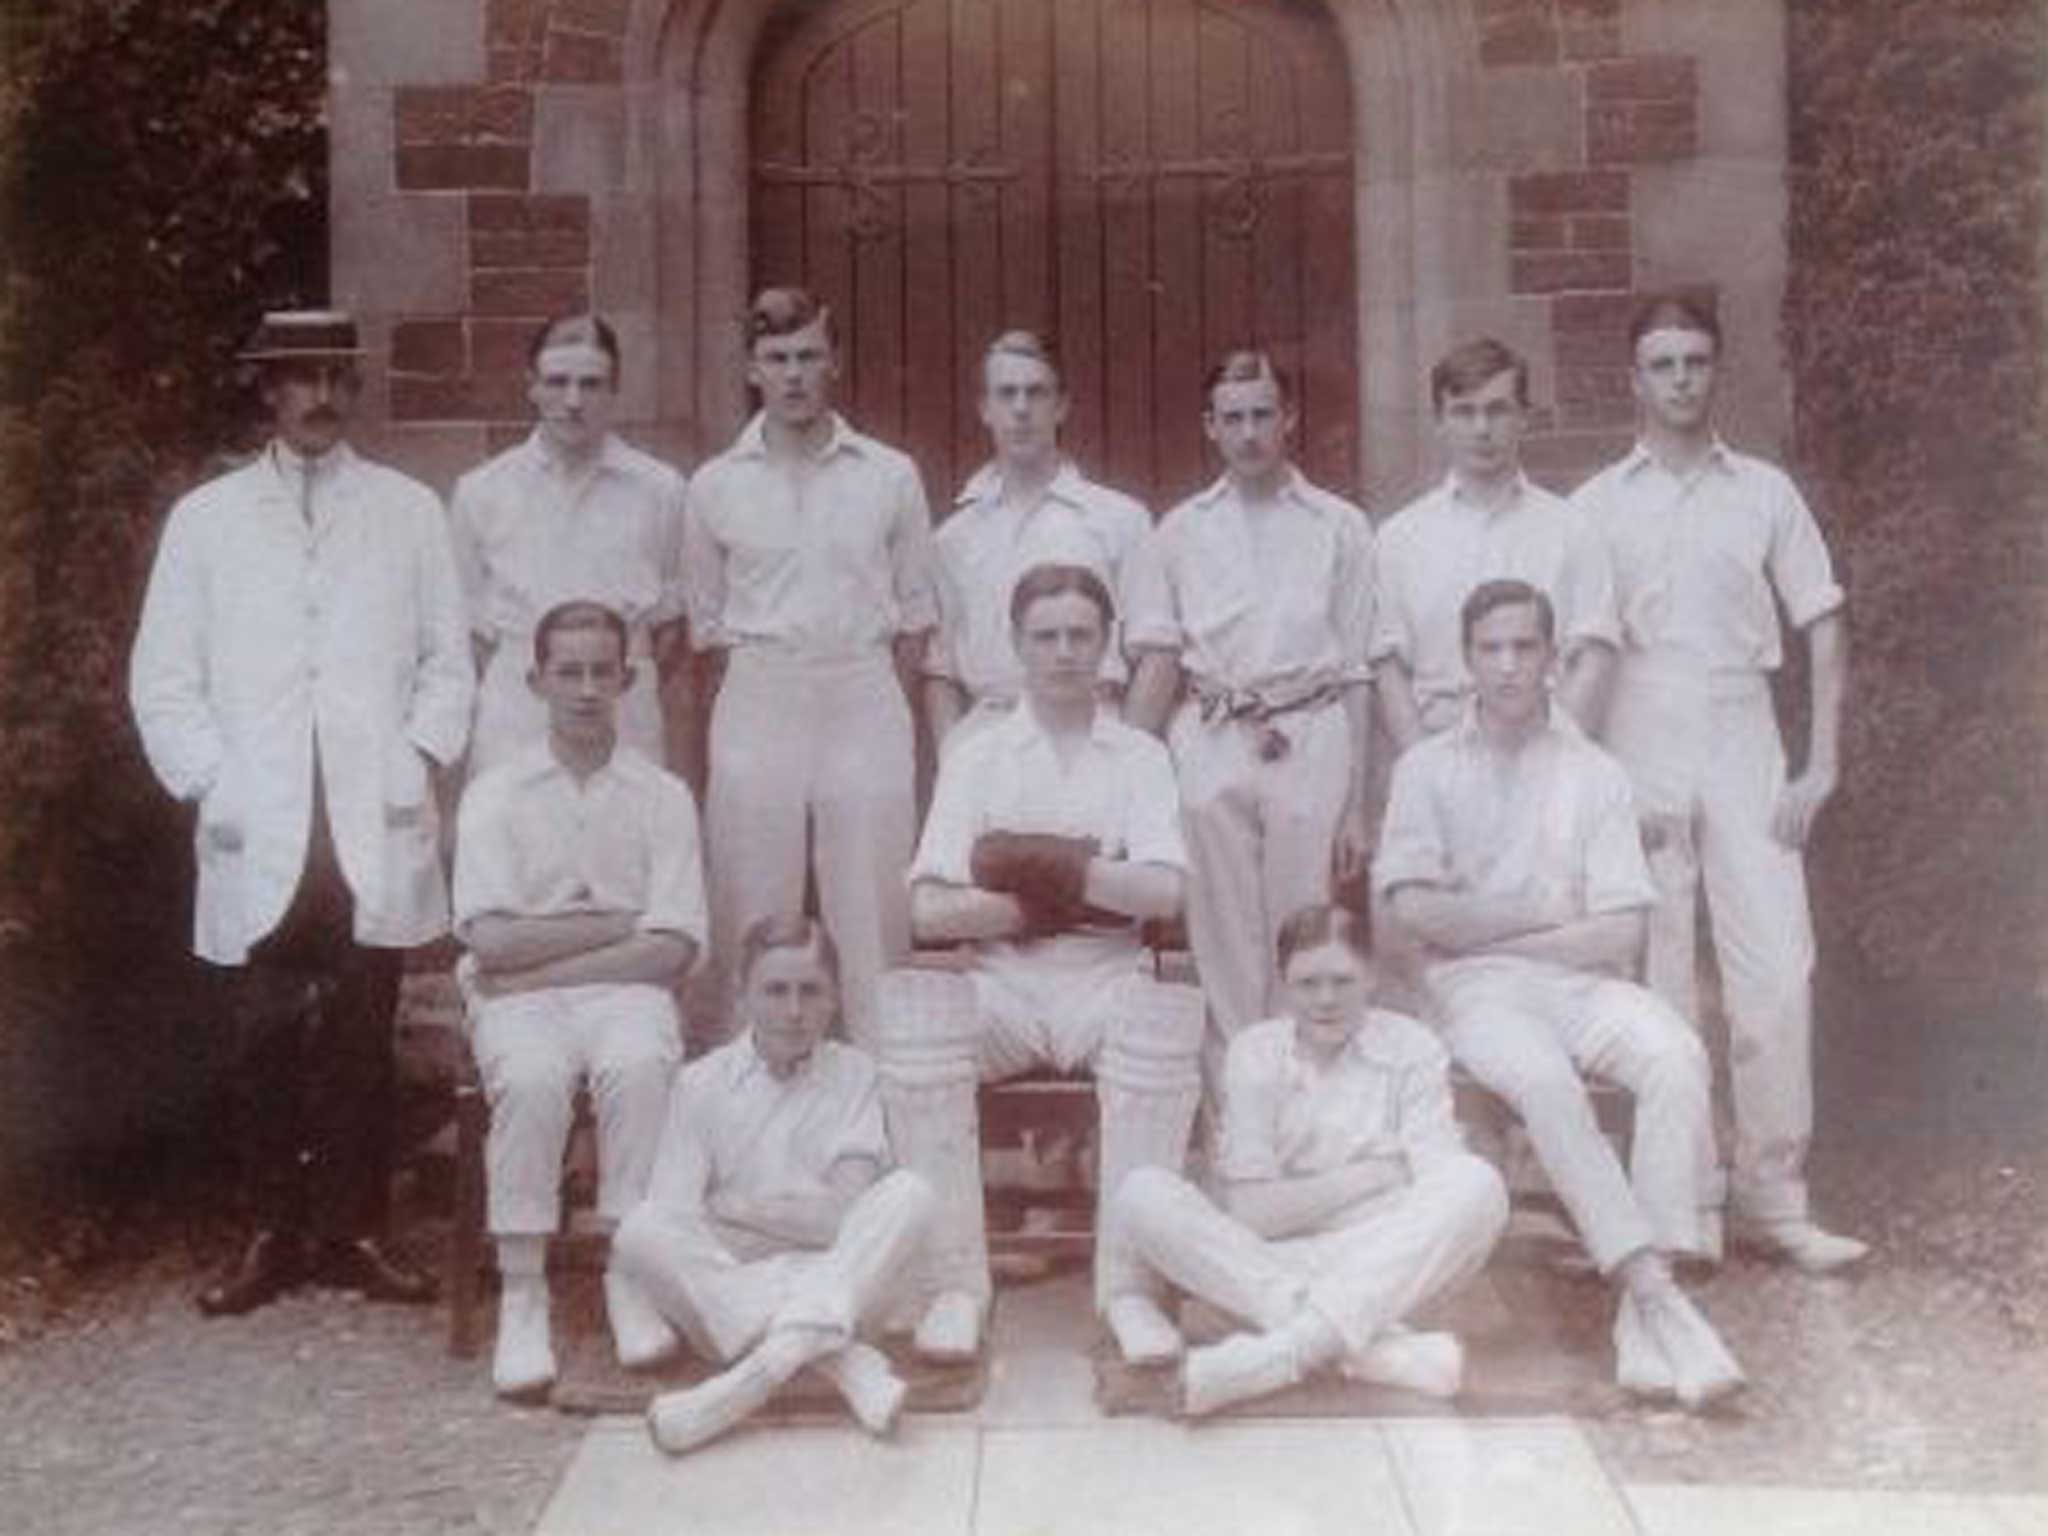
[0,0,2042,1531]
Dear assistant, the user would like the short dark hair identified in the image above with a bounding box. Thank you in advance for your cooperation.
[1202,348,1296,410]
[1275,902,1373,975]
[527,312,622,381]
[1627,290,1721,356]
[531,599,630,671]
[748,286,836,349]
[1008,561,1116,632]
[1458,578,1556,649]
[737,913,842,987]
[982,329,1064,394]
[1430,337,1529,414]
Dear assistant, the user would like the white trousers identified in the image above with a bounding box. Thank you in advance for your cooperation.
[875,966,1204,1313]
[472,982,682,1235]
[705,650,914,1052]
[1605,660,1816,1223]
[611,1169,934,1363]
[1169,700,1352,1077]
[1432,959,1718,1272]
[1105,1156,1507,1357]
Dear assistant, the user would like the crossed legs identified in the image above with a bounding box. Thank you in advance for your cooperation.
[612,1170,935,1454]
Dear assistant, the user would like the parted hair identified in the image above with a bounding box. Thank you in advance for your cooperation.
[736,913,842,986]
[1202,348,1296,409]
[747,286,836,348]
[982,329,1064,392]
[526,312,621,380]
[531,599,629,671]
[1008,561,1116,632]
[1627,289,1721,355]
[1458,577,1556,648]
[1429,337,1529,413]
[1274,903,1372,974]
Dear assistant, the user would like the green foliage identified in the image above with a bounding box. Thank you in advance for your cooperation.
[0,0,326,959]
[1784,0,2047,1006]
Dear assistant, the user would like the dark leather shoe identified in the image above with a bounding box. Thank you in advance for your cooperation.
[318,1237,438,1304]
[197,1229,303,1317]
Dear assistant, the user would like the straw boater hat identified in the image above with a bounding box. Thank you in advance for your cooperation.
[238,309,365,362]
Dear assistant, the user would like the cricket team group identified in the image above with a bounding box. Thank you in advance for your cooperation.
[127,282,1865,1455]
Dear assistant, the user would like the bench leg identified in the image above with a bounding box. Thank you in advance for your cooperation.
[449,1082,489,1359]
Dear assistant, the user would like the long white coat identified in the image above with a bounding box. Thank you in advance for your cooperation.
[130,445,474,964]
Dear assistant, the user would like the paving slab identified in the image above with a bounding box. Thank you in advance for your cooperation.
[532,1418,979,1536]
[1623,1482,2048,1536]
[973,1419,1413,1536]
[1386,1418,1638,1536]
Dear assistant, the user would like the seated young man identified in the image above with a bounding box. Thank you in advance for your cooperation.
[453,599,705,1399]
[1376,578,1743,1410]
[612,916,935,1456]
[1106,903,1509,1417]
[878,561,1207,1366]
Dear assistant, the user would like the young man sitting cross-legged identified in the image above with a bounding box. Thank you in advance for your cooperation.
[453,599,705,1399]
[1105,903,1509,1417]
[613,915,936,1456]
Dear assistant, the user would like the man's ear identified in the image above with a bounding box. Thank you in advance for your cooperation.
[526,666,544,698]
[619,661,638,694]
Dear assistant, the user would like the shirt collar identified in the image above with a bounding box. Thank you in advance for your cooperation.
[1286,1010,1411,1071]
[1620,436,1737,480]
[523,428,633,479]
[1000,696,1120,752]
[955,457,1094,513]
[1193,464,1325,516]
[268,439,352,489]
[1443,469,1533,515]
[732,410,863,463]
[737,1029,818,1084]
[507,736,634,789]
[1448,694,1581,750]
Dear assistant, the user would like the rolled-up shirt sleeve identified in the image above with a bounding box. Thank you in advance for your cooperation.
[639,776,709,958]
[888,460,940,636]
[1393,1037,1467,1174]
[1331,510,1377,679]
[451,774,517,937]
[1581,757,1657,915]
[1373,751,1450,898]
[907,735,984,887]
[1216,1034,1284,1183]
[681,477,730,650]
[1120,523,1183,654]
[1768,474,1845,630]
[645,1064,715,1216]
[652,469,691,630]
[826,1060,892,1173]
[1122,737,1188,870]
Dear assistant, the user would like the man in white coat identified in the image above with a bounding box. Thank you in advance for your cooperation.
[130,310,474,1315]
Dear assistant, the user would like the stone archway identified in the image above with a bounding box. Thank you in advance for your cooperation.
[649,0,1461,498]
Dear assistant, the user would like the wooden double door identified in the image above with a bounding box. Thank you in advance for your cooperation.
[751,0,1357,515]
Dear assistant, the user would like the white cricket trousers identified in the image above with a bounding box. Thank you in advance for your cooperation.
[705,648,915,1052]
[1105,1155,1507,1357]
[1604,657,1816,1224]
[1432,958,1719,1271]
[472,982,682,1235]
[1169,699,1353,1079]
[611,1169,935,1363]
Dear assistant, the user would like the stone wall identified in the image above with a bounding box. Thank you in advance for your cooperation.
[330,0,1790,501]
